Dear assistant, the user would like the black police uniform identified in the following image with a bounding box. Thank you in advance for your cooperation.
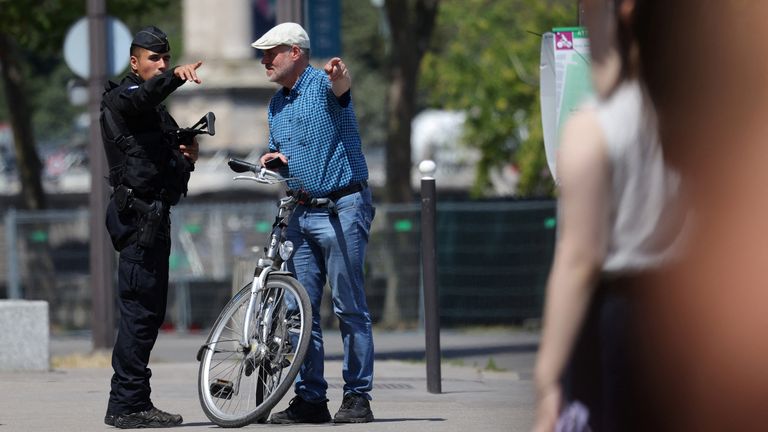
[101,27,193,418]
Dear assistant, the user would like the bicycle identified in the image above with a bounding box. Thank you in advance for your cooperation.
[196,158,321,428]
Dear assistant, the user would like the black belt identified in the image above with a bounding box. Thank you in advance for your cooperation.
[113,185,171,213]
[324,181,367,201]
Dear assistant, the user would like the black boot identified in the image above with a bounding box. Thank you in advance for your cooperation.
[114,406,183,428]
[104,413,116,426]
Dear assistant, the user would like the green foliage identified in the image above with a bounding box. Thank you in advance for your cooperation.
[421,0,575,197]
[0,0,176,52]
[0,0,84,53]
[0,0,179,142]
[484,357,506,372]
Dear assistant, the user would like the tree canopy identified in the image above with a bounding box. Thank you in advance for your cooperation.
[0,0,179,140]
[421,0,576,197]
[0,0,178,208]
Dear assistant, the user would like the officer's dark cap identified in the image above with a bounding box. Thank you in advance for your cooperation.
[131,26,170,53]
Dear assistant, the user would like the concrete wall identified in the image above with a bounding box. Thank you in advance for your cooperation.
[0,300,49,371]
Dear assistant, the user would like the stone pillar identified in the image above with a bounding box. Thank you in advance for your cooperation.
[175,0,276,158]
[0,300,50,371]
[183,0,253,60]
[276,0,304,24]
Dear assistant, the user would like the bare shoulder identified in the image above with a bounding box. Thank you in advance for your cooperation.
[557,107,609,183]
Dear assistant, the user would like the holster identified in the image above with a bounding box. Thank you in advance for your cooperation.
[112,185,166,248]
[113,185,131,212]
[133,199,165,248]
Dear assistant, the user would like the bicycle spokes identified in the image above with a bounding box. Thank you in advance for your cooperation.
[198,277,312,427]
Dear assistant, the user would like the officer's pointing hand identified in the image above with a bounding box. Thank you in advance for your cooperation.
[174,61,203,84]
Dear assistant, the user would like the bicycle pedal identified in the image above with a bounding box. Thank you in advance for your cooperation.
[210,379,234,399]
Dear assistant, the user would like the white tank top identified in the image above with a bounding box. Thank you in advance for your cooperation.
[593,81,684,274]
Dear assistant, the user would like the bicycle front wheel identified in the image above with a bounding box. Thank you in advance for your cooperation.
[197,274,312,428]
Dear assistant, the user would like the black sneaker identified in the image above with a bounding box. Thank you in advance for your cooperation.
[269,396,331,424]
[114,407,183,429]
[105,414,116,426]
[333,393,374,423]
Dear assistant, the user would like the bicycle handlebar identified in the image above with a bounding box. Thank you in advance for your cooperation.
[228,158,259,173]
[227,158,301,187]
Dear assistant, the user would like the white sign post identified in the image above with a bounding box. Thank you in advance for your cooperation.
[540,27,593,180]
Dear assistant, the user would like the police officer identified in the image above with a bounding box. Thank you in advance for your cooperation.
[101,25,202,429]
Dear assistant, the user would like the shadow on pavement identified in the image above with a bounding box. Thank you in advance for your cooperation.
[370,418,446,423]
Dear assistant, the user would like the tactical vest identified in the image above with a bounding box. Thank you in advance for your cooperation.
[101,81,191,206]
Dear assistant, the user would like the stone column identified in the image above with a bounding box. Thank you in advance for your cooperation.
[0,300,49,371]
[183,0,253,60]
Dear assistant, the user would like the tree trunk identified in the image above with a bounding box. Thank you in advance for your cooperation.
[383,0,438,204]
[384,67,417,204]
[0,33,46,210]
[379,231,403,327]
[380,0,439,328]
[0,33,55,307]
[380,67,417,328]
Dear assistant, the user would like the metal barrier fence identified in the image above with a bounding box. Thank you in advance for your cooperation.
[1,200,556,333]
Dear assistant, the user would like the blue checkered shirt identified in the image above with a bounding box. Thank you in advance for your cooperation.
[267,65,369,197]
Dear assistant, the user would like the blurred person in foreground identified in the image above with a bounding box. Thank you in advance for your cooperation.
[532,1,687,430]
[632,2,768,430]
[100,25,203,429]
[250,22,375,424]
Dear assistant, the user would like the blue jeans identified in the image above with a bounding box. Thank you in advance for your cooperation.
[286,188,375,402]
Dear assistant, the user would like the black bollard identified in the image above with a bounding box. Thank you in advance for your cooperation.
[420,161,441,394]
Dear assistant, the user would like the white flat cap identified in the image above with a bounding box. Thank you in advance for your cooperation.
[251,22,310,50]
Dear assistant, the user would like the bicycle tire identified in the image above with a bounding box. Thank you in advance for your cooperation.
[197,274,312,428]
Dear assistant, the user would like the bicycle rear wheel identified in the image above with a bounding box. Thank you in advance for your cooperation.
[197,274,312,428]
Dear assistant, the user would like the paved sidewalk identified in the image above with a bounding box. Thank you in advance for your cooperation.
[52,328,540,377]
[0,329,538,431]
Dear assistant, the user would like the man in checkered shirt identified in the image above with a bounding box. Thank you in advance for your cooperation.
[252,22,375,425]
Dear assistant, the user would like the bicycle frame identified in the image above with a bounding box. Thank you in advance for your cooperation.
[229,161,301,348]
[198,158,317,427]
